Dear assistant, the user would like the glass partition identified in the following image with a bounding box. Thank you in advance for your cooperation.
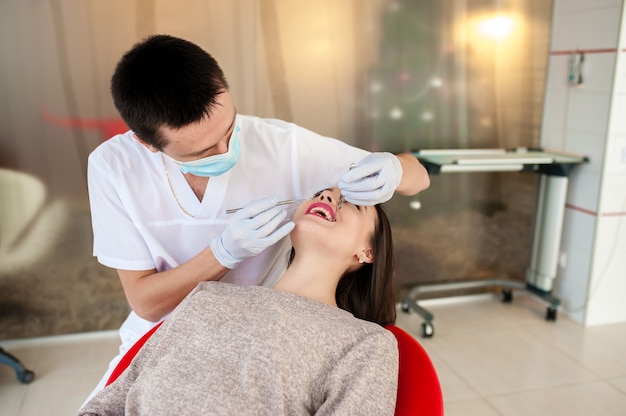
[0,0,552,338]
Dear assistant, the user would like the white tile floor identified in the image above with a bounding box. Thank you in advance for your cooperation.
[2,292,626,415]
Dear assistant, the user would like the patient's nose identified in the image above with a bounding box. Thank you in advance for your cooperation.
[318,189,339,206]
[320,193,334,204]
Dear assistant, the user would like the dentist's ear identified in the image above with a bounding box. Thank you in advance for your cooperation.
[133,133,160,153]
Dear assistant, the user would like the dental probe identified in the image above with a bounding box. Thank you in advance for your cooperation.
[336,163,356,211]
[225,199,298,214]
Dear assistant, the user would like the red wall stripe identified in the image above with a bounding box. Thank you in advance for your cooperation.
[602,211,626,217]
[551,48,618,55]
[566,203,626,217]
[566,203,596,216]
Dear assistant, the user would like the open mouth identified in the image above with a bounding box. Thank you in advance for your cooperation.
[305,202,336,222]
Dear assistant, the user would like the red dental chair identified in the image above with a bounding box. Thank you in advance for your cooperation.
[386,324,444,416]
[106,323,443,416]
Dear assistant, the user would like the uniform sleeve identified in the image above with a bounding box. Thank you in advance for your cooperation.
[290,125,370,196]
[87,150,155,270]
[316,330,399,416]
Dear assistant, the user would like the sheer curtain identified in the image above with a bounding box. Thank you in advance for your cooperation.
[0,0,552,338]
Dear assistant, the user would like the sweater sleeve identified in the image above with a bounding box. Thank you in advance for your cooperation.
[76,322,163,415]
[315,329,399,416]
[76,377,129,416]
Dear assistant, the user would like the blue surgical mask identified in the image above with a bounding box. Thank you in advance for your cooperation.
[177,125,241,177]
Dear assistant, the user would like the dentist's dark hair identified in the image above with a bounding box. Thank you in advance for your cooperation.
[111,34,229,150]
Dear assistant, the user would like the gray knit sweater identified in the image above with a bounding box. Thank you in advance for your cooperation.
[79,282,398,415]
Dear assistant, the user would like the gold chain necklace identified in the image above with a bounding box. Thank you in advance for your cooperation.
[161,153,195,218]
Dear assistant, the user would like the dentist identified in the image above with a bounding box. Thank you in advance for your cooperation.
[83,34,429,405]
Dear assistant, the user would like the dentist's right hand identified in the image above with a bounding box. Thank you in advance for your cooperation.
[210,197,295,269]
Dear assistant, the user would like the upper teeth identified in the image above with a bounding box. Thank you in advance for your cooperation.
[310,206,333,221]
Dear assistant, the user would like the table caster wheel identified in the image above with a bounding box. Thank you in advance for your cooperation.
[546,307,557,321]
[18,369,35,384]
[421,322,434,338]
[502,289,513,303]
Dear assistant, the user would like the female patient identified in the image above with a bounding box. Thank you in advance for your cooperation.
[78,188,399,415]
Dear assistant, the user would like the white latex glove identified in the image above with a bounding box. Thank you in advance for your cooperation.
[210,197,295,269]
[337,152,402,206]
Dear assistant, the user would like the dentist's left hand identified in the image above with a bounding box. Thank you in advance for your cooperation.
[338,152,402,206]
[210,197,295,269]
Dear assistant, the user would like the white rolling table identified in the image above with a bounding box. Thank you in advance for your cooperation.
[402,148,588,337]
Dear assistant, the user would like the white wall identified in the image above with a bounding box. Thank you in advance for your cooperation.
[542,0,626,325]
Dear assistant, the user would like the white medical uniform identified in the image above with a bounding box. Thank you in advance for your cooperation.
[83,114,369,404]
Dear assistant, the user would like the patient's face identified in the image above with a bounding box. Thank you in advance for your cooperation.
[291,187,377,259]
